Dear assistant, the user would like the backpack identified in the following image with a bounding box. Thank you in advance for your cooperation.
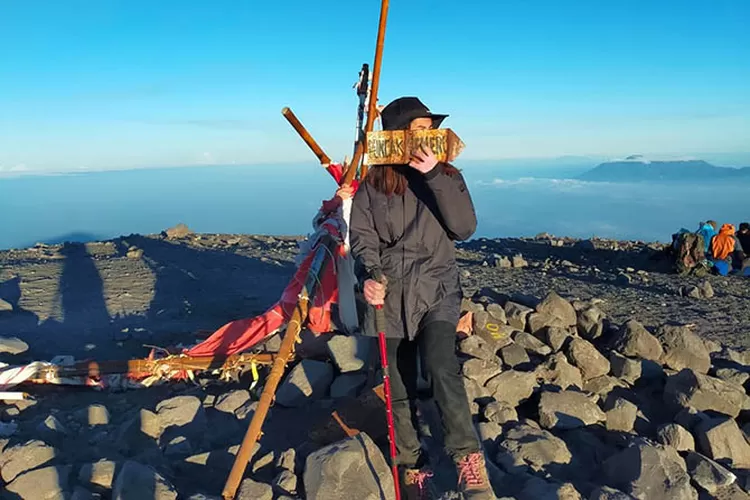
[673,232,706,275]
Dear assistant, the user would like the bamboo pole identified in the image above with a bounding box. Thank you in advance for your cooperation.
[341,0,390,185]
[221,239,334,500]
[28,353,276,383]
[281,107,332,165]
[358,0,390,181]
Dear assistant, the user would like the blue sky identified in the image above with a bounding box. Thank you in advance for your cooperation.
[1,0,748,173]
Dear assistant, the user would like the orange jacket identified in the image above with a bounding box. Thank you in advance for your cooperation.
[712,223,736,261]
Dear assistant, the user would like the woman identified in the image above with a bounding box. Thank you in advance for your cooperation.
[349,96,493,500]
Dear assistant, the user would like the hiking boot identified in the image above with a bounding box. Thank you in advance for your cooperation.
[399,465,435,500]
[455,452,495,499]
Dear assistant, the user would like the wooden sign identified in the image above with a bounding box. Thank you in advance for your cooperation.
[365,128,465,165]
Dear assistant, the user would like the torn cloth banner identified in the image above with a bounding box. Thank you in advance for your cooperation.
[185,164,360,357]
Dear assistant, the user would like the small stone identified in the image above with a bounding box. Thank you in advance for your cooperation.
[214,390,251,415]
[164,223,193,239]
[37,415,69,435]
[685,451,736,493]
[5,465,71,500]
[156,395,206,442]
[501,343,531,368]
[715,368,750,387]
[538,390,605,430]
[483,401,518,425]
[126,247,143,259]
[657,423,695,452]
[0,298,14,312]
[473,310,515,350]
[664,369,749,418]
[514,331,553,356]
[237,478,273,500]
[588,486,635,499]
[704,339,723,354]
[275,448,296,472]
[83,404,110,426]
[657,324,711,374]
[674,407,712,432]
[273,469,298,496]
[330,373,367,398]
[584,375,628,398]
[696,417,750,469]
[578,306,606,340]
[605,398,638,433]
[698,281,714,298]
[0,439,58,483]
[486,370,538,407]
[459,335,497,361]
[512,254,529,268]
[537,352,584,390]
[616,273,632,286]
[462,358,503,387]
[505,301,534,332]
[486,303,508,324]
[494,255,512,268]
[79,459,117,490]
[477,421,503,455]
[536,291,577,327]
[602,444,696,499]
[497,423,572,474]
[235,400,257,421]
[518,477,582,500]
[545,327,573,352]
[609,351,642,384]
[613,320,664,362]
[0,336,29,354]
[527,312,568,335]
[326,335,371,373]
[164,436,192,457]
[276,360,334,407]
[112,461,178,500]
[567,338,611,380]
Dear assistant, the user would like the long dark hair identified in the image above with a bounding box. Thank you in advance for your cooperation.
[366,163,460,196]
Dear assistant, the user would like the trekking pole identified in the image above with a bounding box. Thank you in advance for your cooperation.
[373,274,401,500]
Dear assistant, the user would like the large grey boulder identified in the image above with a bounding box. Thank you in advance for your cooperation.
[602,444,697,500]
[303,432,396,500]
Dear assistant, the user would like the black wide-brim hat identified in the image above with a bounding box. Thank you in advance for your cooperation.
[380,97,448,131]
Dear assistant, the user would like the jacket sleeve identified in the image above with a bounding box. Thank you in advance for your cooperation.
[349,184,382,281]
[423,163,477,241]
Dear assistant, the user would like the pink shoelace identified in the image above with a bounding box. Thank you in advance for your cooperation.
[457,452,485,487]
[406,469,434,496]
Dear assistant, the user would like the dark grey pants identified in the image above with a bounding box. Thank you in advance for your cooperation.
[386,320,480,467]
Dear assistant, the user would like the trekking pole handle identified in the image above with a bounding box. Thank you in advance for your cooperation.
[371,271,387,334]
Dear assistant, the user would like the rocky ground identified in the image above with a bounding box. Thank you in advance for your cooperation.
[1,226,749,499]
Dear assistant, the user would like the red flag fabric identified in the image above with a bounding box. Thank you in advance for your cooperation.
[184,164,354,357]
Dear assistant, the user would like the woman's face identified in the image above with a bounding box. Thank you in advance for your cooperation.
[409,117,433,130]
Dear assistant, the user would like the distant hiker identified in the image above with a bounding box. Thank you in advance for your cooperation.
[350,96,493,500]
[697,221,717,255]
[672,230,709,276]
[711,223,745,275]
[738,222,750,254]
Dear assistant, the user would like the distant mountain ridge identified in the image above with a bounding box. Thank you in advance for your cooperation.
[579,155,750,182]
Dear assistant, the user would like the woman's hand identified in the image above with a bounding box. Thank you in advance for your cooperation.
[408,145,438,174]
[336,183,354,201]
[363,278,386,306]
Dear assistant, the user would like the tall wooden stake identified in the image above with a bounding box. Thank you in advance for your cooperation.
[342,0,390,185]
[221,240,334,500]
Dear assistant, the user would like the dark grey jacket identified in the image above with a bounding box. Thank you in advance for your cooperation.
[350,163,477,340]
